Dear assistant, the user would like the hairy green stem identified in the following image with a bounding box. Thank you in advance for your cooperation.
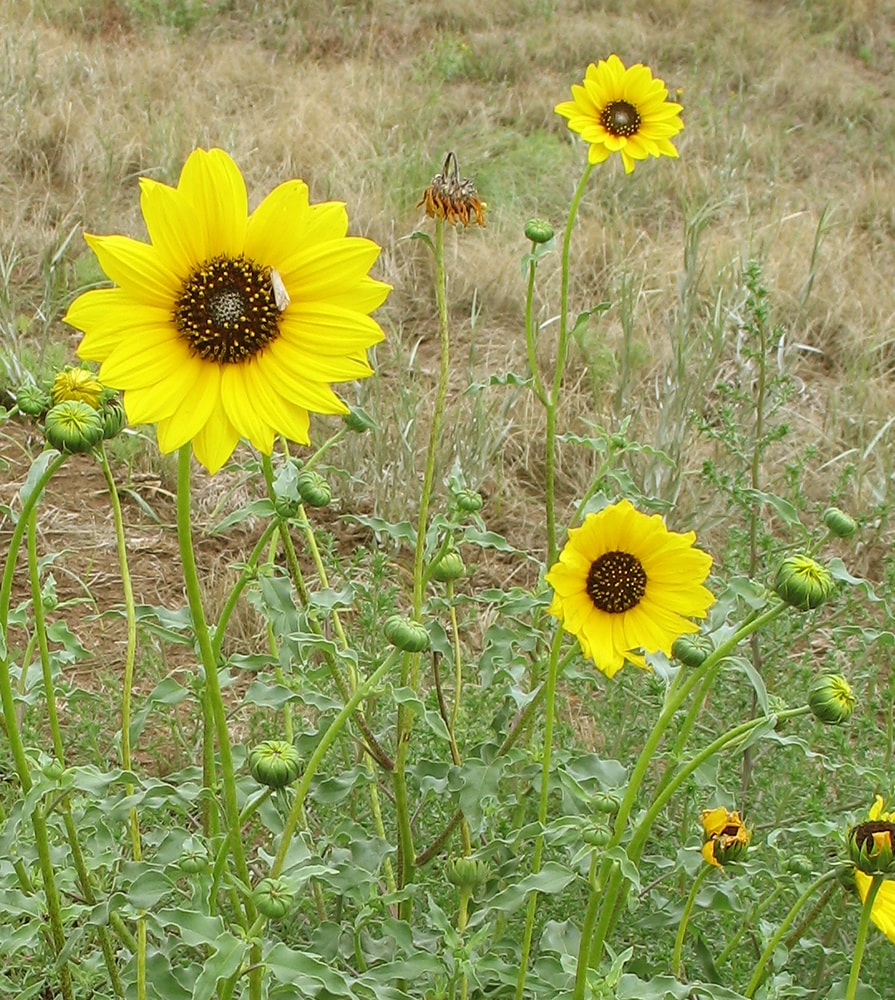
[545,162,594,566]
[845,873,884,1000]
[175,448,260,997]
[672,862,712,979]
[514,627,564,1000]
[744,869,839,997]
[269,647,399,878]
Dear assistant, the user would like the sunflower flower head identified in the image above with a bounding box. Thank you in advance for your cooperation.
[52,366,104,410]
[417,152,486,228]
[555,54,683,174]
[545,499,714,678]
[63,148,390,475]
[700,806,751,868]
[848,797,895,876]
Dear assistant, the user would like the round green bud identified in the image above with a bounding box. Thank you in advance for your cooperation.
[296,470,332,508]
[343,406,376,433]
[672,633,714,668]
[773,554,834,611]
[430,551,466,583]
[41,758,66,781]
[524,218,554,244]
[248,740,301,789]
[178,837,209,875]
[455,488,484,514]
[16,383,50,417]
[273,491,302,520]
[808,673,855,725]
[44,400,104,453]
[785,854,814,877]
[99,396,126,439]
[582,824,613,848]
[253,877,294,919]
[592,790,621,815]
[823,506,857,539]
[446,857,488,890]
[384,614,430,653]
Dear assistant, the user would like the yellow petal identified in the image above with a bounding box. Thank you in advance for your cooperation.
[84,234,180,305]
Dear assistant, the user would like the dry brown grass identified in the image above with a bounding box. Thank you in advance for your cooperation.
[3,0,895,557]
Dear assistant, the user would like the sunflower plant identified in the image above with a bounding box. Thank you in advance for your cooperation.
[0,54,892,1000]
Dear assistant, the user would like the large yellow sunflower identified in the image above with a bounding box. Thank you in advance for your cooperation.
[63,148,390,474]
[546,500,713,678]
[555,54,683,174]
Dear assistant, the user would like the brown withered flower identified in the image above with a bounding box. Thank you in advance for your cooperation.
[417,152,485,227]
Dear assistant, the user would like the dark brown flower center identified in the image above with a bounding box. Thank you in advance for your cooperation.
[852,820,895,854]
[174,255,282,364]
[601,100,641,137]
[586,551,647,614]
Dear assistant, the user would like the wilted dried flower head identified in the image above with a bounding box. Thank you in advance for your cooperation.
[417,152,485,228]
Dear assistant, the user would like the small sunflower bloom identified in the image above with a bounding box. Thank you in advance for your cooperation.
[555,54,683,174]
[63,148,390,475]
[417,152,486,228]
[52,367,105,409]
[848,797,895,876]
[773,554,834,610]
[546,500,713,678]
[701,806,751,868]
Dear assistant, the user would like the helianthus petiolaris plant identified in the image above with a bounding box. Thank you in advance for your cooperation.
[1,55,894,1000]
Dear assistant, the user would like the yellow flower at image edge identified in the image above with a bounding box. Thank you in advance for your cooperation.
[555,54,683,174]
[851,797,895,943]
[546,500,714,678]
[63,148,391,474]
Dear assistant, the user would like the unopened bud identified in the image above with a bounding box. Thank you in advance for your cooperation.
[808,674,855,725]
[773,554,834,611]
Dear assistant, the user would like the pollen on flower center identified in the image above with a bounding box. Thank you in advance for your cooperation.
[586,550,647,614]
[174,254,281,364]
[601,100,641,137]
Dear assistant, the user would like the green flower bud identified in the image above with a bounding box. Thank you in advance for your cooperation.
[785,854,814,877]
[41,758,66,781]
[178,836,209,875]
[273,491,302,520]
[773,554,834,611]
[446,857,488,889]
[248,740,301,789]
[296,470,332,508]
[592,790,621,815]
[766,693,790,730]
[582,824,613,848]
[431,551,466,583]
[847,821,895,875]
[524,218,554,244]
[99,396,126,439]
[253,877,294,919]
[44,400,104,453]
[52,367,103,409]
[384,615,430,653]
[808,674,855,725]
[672,633,714,667]
[16,383,50,417]
[343,406,376,433]
[823,506,857,539]
[454,488,484,514]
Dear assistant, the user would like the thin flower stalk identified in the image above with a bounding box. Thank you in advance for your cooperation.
[672,862,712,978]
[514,626,565,1000]
[175,448,259,941]
[269,647,401,879]
[744,870,840,997]
[27,514,125,997]
[846,873,886,1000]
[0,451,73,998]
[545,163,594,566]
[522,249,548,407]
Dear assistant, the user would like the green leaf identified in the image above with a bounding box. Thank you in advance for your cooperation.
[487,861,576,912]
[192,932,249,1000]
[267,943,357,995]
